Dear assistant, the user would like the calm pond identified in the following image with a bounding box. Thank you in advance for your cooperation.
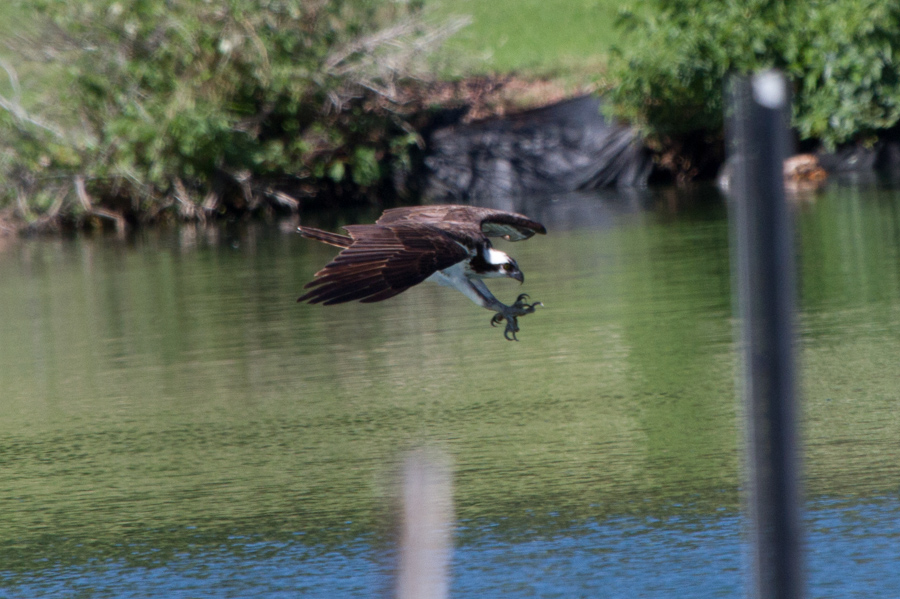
[1,185,899,598]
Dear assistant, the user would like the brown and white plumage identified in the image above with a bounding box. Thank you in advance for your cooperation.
[297,205,546,340]
[372,205,546,242]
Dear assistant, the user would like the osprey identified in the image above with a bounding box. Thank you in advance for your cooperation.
[297,205,546,340]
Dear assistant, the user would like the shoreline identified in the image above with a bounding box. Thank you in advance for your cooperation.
[4,75,899,237]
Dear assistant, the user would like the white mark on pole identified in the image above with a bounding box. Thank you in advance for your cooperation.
[752,70,787,109]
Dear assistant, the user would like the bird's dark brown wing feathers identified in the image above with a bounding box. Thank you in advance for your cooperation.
[376,205,546,242]
[297,224,470,305]
[297,225,352,248]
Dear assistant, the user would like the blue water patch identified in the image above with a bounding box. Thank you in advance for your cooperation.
[452,514,744,598]
[3,497,898,598]
[806,497,900,598]
[0,544,387,599]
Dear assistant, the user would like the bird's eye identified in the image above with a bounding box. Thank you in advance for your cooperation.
[503,263,513,271]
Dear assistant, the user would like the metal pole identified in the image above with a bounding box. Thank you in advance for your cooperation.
[727,71,805,599]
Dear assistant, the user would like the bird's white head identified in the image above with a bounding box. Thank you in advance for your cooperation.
[484,248,524,283]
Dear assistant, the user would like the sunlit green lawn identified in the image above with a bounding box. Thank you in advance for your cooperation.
[427,0,634,78]
[1,0,632,109]
[0,3,73,123]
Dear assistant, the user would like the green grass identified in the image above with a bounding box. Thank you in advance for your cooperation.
[0,4,77,129]
[0,5,43,91]
[427,0,634,78]
[0,4,32,101]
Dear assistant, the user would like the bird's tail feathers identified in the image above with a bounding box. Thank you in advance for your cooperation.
[298,226,352,248]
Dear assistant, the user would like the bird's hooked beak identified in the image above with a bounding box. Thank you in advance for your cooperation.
[512,269,524,284]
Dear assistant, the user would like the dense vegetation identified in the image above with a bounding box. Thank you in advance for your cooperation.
[4,0,900,231]
[1,0,462,230]
[607,0,900,149]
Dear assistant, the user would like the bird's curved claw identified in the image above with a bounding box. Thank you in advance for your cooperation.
[490,311,521,340]
[504,319,520,341]
[490,295,543,341]
[512,293,543,312]
[503,315,521,341]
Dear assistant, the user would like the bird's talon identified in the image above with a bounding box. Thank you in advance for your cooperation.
[492,295,543,340]
[501,315,520,341]
[510,293,543,314]
[504,319,519,341]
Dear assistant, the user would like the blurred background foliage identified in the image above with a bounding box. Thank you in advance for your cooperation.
[3,0,900,229]
[606,0,900,148]
[0,0,463,228]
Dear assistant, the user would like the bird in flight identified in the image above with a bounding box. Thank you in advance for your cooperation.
[297,205,546,340]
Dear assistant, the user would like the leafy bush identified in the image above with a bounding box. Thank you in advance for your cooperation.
[607,0,900,149]
[1,0,458,228]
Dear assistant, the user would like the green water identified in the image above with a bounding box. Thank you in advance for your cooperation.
[1,186,899,596]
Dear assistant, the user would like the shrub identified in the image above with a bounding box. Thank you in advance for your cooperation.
[1,0,460,228]
[606,0,900,150]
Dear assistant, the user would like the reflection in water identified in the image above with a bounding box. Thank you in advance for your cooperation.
[1,185,899,597]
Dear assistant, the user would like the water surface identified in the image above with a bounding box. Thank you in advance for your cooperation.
[1,186,899,597]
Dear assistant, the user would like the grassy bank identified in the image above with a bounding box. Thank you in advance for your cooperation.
[4,0,900,234]
[426,0,629,78]
[1,0,638,235]
[1,0,469,233]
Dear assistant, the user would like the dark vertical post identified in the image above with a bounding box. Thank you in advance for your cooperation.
[727,71,804,599]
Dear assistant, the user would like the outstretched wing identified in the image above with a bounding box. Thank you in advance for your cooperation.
[297,224,470,305]
[377,205,546,242]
